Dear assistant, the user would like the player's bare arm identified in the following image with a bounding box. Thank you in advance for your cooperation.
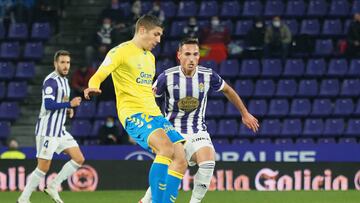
[222,82,259,132]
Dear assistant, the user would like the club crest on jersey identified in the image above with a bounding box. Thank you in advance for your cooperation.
[199,83,205,92]
[177,96,199,112]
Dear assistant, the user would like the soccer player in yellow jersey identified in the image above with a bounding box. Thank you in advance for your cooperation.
[84,15,187,203]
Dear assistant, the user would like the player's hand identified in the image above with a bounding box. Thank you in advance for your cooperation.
[242,112,259,133]
[70,97,82,107]
[67,108,74,118]
[152,87,157,95]
[84,88,102,100]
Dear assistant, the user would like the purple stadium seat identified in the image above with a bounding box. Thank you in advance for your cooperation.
[243,0,263,17]
[352,0,360,14]
[177,1,198,17]
[0,42,20,59]
[24,42,44,59]
[276,79,297,97]
[305,58,326,77]
[303,119,324,136]
[219,59,239,78]
[0,62,15,81]
[290,99,311,117]
[232,138,250,145]
[8,23,28,40]
[338,138,357,144]
[285,0,305,16]
[333,99,354,116]
[197,20,210,30]
[0,102,19,121]
[268,99,289,117]
[318,138,336,144]
[75,101,96,119]
[354,99,360,116]
[221,20,234,34]
[15,62,35,80]
[90,120,105,137]
[71,120,92,137]
[298,79,318,97]
[160,1,177,18]
[7,81,27,100]
[283,59,304,77]
[162,40,179,57]
[264,0,284,16]
[118,2,131,17]
[96,101,117,119]
[261,59,282,77]
[254,80,275,97]
[170,21,187,37]
[239,124,257,137]
[156,59,175,75]
[234,20,253,37]
[31,22,51,40]
[275,138,294,145]
[205,119,217,135]
[296,138,315,144]
[284,19,299,35]
[0,121,10,138]
[248,99,267,117]
[300,19,320,35]
[218,119,238,137]
[323,118,345,136]
[260,119,281,136]
[328,59,348,76]
[0,83,5,100]
[199,0,218,17]
[329,0,349,16]
[220,1,241,17]
[226,102,241,116]
[206,99,225,117]
[322,19,342,36]
[240,59,260,77]
[140,1,152,14]
[314,39,334,56]
[341,79,360,97]
[234,80,254,98]
[253,138,272,144]
[319,79,339,97]
[345,119,360,137]
[311,99,332,116]
[307,0,327,16]
[212,139,230,145]
[281,119,302,136]
[200,60,218,72]
[348,59,360,77]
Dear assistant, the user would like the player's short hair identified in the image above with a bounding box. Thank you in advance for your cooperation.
[178,38,199,50]
[135,14,163,33]
[54,50,70,62]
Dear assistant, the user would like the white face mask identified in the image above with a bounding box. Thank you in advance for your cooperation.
[211,19,220,27]
[256,23,263,28]
[106,121,114,128]
[273,21,281,27]
[103,24,111,29]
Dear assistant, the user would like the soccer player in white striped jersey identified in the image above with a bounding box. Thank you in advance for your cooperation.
[18,50,84,203]
[140,38,259,203]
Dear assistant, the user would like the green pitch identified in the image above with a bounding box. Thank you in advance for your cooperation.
[3,190,360,203]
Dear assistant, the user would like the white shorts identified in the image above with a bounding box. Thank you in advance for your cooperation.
[36,131,78,160]
[182,131,215,166]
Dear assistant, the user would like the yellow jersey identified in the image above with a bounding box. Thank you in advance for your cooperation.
[88,41,162,125]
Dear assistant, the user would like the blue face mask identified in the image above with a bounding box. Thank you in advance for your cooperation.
[106,121,114,128]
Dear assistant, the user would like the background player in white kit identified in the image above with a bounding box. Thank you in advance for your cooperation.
[18,50,84,203]
[140,38,259,203]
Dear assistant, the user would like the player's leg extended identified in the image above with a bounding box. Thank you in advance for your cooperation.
[163,142,187,203]
[18,159,51,202]
[190,147,216,203]
[148,129,175,203]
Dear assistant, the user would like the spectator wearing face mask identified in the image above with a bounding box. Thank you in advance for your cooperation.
[245,17,265,55]
[98,116,134,145]
[148,1,165,24]
[183,17,199,38]
[0,138,26,159]
[264,16,292,59]
[347,13,360,57]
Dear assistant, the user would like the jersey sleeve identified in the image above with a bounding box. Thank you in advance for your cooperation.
[43,78,58,100]
[210,70,225,92]
[88,47,124,89]
[153,72,166,98]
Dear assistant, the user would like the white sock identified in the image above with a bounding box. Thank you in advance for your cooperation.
[140,187,152,203]
[190,161,215,203]
[19,168,46,200]
[50,160,81,188]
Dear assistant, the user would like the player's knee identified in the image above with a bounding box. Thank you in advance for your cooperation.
[174,156,188,173]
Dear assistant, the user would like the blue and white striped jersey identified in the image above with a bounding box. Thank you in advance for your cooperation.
[154,66,224,134]
[35,71,71,137]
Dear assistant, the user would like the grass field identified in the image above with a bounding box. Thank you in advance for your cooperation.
[2,190,360,203]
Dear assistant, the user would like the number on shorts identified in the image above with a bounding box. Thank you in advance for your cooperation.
[43,140,49,148]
